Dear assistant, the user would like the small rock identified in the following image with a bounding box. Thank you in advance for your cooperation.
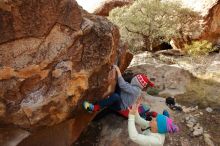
[203,133,215,146]
[182,106,198,113]
[186,122,194,128]
[185,116,190,121]
[188,117,197,124]
[194,123,200,128]
[206,107,213,113]
[185,115,199,131]
[199,112,203,115]
[182,106,190,113]
[190,127,194,132]
[194,114,200,117]
[193,125,203,136]
[180,138,190,146]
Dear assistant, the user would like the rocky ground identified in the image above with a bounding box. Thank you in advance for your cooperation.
[164,104,220,146]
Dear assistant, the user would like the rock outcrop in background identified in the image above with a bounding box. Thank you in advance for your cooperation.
[191,0,220,47]
[76,0,133,16]
[200,0,220,46]
[0,0,132,145]
[171,0,220,50]
[93,0,133,16]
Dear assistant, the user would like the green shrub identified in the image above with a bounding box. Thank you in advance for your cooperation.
[108,0,202,54]
[146,87,160,96]
[184,40,216,56]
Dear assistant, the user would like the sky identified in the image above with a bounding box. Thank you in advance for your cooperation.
[180,0,217,16]
[75,0,217,16]
[75,0,104,13]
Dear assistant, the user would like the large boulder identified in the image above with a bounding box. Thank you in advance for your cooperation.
[0,0,132,145]
[200,0,220,45]
[186,0,220,46]
[76,0,133,16]
[93,0,134,16]
[170,0,220,49]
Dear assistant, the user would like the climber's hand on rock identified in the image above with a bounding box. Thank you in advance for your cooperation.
[108,66,117,81]
[113,65,119,70]
[113,65,121,77]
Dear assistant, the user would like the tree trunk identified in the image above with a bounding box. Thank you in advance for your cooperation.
[143,35,152,51]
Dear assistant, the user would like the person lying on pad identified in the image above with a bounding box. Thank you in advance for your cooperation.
[128,102,179,146]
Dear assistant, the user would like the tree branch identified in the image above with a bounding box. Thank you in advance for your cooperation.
[125,26,148,38]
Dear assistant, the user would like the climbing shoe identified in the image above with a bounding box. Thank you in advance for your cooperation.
[83,101,94,112]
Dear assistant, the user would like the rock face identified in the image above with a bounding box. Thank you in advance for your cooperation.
[170,0,220,49]
[0,0,132,145]
[76,0,133,16]
[0,127,30,146]
[179,0,218,16]
[200,0,220,46]
[94,0,134,16]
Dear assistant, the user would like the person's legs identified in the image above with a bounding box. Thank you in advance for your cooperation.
[93,108,113,121]
[114,83,121,94]
[116,104,150,119]
[98,93,121,109]
[83,82,121,112]
[83,93,121,112]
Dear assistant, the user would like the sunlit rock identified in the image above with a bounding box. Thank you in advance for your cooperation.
[0,0,132,144]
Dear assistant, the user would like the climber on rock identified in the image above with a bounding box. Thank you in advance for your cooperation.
[83,64,154,118]
[128,101,179,146]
